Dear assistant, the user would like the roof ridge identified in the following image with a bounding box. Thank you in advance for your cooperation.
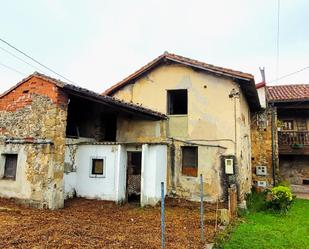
[104,52,254,95]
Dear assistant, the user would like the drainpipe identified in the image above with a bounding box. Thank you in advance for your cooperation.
[271,104,276,187]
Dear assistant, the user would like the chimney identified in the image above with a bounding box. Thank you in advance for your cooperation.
[259,67,266,83]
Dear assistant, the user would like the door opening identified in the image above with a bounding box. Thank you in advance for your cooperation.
[126,152,142,203]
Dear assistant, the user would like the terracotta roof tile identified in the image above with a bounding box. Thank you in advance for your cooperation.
[267,84,309,102]
[1,72,167,120]
[104,52,254,95]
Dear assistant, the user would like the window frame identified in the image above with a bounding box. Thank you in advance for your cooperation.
[181,146,198,177]
[89,157,106,178]
[167,89,188,115]
[2,154,18,180]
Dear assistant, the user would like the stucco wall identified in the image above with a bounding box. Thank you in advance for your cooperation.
[111,64,252,201]
[64,142,168,206]
[117,115,166,143]
[64,144,119,200]
[0,76,68,209]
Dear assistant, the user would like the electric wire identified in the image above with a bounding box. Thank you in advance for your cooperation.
[0,61,26,76]
[0,46,46,73]
[0,37,75,84]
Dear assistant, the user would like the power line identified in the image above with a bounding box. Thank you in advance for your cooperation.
[0,61,26,76]
[0,46,45,73]
[269,65,309,83]
[0,37,75,84]
[275,0,280,83]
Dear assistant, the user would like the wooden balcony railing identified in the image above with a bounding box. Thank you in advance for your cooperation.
[278,131,309,146]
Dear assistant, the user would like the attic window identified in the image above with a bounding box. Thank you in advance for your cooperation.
[167,90,188,115]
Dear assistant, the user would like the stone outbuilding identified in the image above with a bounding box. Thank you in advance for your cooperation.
[0,72,168,209]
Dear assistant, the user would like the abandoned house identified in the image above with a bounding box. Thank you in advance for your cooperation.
[0,72,168,209]
[105,52,261,204]
[0,52,265,210]
[251,83,309,194]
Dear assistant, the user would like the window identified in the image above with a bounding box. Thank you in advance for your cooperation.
[3,154,18,180]
[283,120,293,130]
[182,146,198,177]
[90,158,105,177]
[167,89,188,115]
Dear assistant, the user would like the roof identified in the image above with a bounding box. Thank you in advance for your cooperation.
[1,72,167,120]
[267,84,309,103]
[104,52,260,111]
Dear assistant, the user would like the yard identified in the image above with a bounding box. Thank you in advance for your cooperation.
[219,199,309,249]
[0,197,220,249]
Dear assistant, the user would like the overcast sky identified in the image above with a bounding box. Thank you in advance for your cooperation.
[0,0,309,94]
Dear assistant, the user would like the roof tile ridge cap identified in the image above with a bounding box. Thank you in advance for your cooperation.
[166,53,253,77]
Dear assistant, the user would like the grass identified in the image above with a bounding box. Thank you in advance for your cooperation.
[219,199,309,249]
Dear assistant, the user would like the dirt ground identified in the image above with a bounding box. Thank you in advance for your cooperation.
[0,197,223,249]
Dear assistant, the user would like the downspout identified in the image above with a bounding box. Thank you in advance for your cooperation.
[271,104,276,186]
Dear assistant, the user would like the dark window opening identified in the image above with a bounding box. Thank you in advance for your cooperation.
[66,96,117,141]
[167,89,188,115]
[3,154,18,180]
[101,114,117,141]
[303,179,309,185]
[182,146,198,177]
[91,158,104,175]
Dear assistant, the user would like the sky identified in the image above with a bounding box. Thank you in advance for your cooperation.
[0,0,309,94]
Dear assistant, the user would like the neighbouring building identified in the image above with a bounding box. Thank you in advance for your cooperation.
[0,72,168,209]
[251,83,309,194]
[105,52,261,203]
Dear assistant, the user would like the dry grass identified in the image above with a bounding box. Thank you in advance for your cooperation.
[0,197,222,249]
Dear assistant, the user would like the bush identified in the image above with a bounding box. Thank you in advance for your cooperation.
[268,185,293,212]
[246,188,268,212]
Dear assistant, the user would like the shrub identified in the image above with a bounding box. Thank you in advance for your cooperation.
[268,186,293,212]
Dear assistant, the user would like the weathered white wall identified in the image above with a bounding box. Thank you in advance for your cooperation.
[64,144,119,201]
[141,144,167,206]
[65,143,167,206]
[0,144,31,200]
[115,144,127,203]
[257,87,266,109]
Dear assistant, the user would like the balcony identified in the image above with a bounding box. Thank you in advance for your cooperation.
[278,131,309,155]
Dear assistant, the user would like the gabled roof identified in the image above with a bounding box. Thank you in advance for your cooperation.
[267,84,309,103]
[1,72,167,120]
[104,52,260,111]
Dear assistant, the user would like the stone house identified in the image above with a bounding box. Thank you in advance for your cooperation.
[0,72,168,209]
[0,52,263,209]
[251,83,309,194]
[105,52,261,203]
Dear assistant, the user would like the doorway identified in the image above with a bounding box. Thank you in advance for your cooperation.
[126,151,142,203]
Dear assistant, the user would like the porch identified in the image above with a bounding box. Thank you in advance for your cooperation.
[278,131,309,155]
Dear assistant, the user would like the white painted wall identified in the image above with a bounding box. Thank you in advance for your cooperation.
[64,143,167,206]
[257,87,266,108]
[64,145,119,201]
[141,144,167,206]
[115,145,127,203]
[0,144,31,199]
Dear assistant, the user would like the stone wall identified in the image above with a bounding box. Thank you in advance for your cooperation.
[279,155,309,185]
[251,107,279,189]
[0,76,68,209]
